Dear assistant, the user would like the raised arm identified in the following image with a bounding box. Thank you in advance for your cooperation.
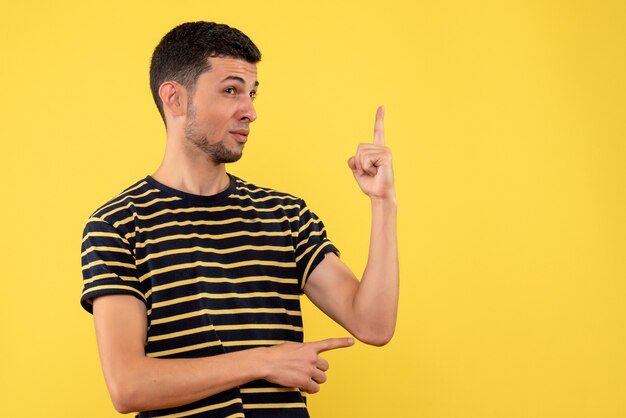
[93,294,354,413]
[304,106,399,346]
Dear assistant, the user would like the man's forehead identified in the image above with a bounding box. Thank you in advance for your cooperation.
[206,56,258,84]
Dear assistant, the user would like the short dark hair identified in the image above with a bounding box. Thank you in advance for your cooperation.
[149,21,261,123]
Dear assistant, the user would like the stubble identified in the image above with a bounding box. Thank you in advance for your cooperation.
[184,105,243,164]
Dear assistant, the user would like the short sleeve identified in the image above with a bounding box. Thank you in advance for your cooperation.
[294,200,339,290]
[80,217,145,313]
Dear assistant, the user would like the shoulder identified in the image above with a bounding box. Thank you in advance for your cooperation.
[90,178,153,218]
[84,177,163,235]
[231,175,304,206]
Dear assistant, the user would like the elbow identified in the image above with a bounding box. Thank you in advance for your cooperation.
[359,332,394,347]
[349,312,397,346]
[109,385,135,414]
[353,327,395,347]
[107,375,142,414]
[113,401,134,415]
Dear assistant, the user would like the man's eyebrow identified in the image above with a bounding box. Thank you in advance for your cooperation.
[220,75,259,87]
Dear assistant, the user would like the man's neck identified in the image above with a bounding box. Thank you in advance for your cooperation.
[152,139,231,197]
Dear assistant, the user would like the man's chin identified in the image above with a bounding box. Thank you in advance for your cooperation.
[199,141,244,164]
[211,150,243,164]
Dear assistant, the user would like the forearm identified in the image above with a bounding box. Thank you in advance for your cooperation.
[352,196,399,345]
[106,348,267,413]
[93,295,280,413]
[305,106,398,346]
[106,338,354,413]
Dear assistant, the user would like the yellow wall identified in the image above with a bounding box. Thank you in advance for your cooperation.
[1,1,625,416]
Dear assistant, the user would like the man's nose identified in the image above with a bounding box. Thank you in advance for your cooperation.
[240,96,257,123]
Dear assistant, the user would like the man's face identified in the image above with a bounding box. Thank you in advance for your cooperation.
[184,56,258,164]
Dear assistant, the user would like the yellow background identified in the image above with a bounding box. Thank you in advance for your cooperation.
[1,0,625,417]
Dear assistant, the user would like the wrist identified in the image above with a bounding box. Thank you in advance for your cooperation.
[249,346,272,381]
[370,193,397,207]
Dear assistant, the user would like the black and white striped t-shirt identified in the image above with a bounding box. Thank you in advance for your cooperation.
[80,174,338,418]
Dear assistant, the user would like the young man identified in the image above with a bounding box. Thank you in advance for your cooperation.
[81,22,398,417]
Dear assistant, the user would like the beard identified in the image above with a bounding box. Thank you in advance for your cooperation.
[184,107,243,164]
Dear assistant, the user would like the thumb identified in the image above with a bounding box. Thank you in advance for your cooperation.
[347,156,357,171]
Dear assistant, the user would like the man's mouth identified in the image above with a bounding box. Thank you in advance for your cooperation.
[230,129,249,143]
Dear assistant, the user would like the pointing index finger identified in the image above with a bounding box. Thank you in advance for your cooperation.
[309,337,355,353]
[374,105,385,146]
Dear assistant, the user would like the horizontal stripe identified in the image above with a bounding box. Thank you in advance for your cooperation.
[235,183,284,195]
[134,230,295,249]
[113,207,298,231]
[82,272,117,283]
[153,397,242,418]
[148,324,216,342]
[147,276,298,298]
[132,214,298,236]
[132,203,300,223]
[298,216,322,235]
[105,196,181,221]
[231,192,299,203]
[96,186,159,215]
[222,339,286,347]
[152,291,299,310]
[243,402,307,409]
[152,275,298,294]
[240,387,300,394]
[146,340,223,358]
[82,229,131,247]
[82,259,135,272]
[83,273,137,286]
[81,245,133,258]
[139,259,295,283]
[148,323,303,342]
[295,229,325,251]
[295,242,316,263]
[83,260,135,271]
[150,307,301,326]
[137,244,293,266]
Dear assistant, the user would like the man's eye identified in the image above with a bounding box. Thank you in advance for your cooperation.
[250,91,257,101]
[224,87,236,94]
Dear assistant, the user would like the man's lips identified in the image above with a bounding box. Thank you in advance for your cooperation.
[230,129,249,143]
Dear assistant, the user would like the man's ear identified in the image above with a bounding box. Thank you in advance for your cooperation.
[159,81,187,118]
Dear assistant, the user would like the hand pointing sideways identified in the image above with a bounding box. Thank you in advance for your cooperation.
[262,337,355,394]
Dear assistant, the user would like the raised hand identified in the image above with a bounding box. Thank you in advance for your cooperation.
[262,337,354,394]
[347,106,395,200]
